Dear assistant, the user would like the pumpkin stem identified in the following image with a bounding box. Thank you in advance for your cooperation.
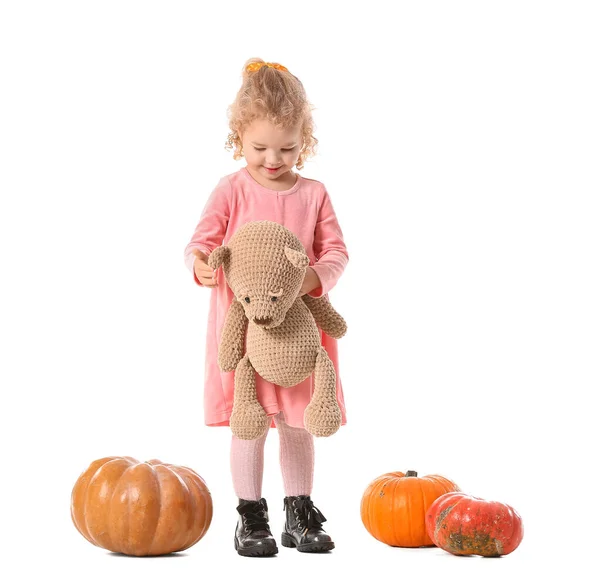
[406,471,418,477]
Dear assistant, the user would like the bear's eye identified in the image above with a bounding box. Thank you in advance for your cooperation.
[268,288,283,301]
[244,297,251,303]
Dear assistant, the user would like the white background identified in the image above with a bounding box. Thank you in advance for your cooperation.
[1,1,598,575]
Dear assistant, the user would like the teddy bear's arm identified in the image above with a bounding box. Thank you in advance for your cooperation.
[218,300,248,371]
[301,294,347,339]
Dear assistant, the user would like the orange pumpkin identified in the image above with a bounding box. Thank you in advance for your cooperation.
[71,456,212,556]
[360,470,460,547]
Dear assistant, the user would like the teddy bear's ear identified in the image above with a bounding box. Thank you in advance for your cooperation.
[208,246,230,270]
[284,245,309,269]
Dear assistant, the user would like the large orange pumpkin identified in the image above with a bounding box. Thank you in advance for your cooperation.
[71,456,212,556]
[360,470,460,547]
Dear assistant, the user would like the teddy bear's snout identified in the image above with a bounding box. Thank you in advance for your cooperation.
[253,315,273,326]
[244,293,289,329]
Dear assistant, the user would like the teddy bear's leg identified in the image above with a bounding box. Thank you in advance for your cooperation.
[303,347,342,437]
[231,354,271,441]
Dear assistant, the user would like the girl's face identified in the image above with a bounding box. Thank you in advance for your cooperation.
[240,118,303,185]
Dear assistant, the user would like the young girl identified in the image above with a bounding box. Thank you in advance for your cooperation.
[183,58,349,557]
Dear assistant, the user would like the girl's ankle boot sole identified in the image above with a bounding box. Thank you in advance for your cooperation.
[280,532,335,553]
[234,536,278,557]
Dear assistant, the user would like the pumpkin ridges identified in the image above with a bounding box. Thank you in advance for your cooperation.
[84,458,134,552]
[177,465,209,489]
[106,465,132,554]
[171,464,212,550]
[118,463,161,556]
[413,478,421,546]
[404,477,417,546]
[505,505,523,554]
[391,476,401,546]
[385,474,400,544]
[107,459,142,553]
[166,465,195,554]
[418,477,432,545]
[363,474,392,545]
[169,465,196,551]
[391,472,406,545]
[145,465,166,556]
[106,459,142,554]
[145,459,164,466]
[494,502,523,555]
[171,466,212,551]
[168,466,197,552]
[147,464,190,556]
[419,479,435,546]
[374,477,386,543]
[370,477,383,542]
[70,457,117,544]
[506,505,522,553]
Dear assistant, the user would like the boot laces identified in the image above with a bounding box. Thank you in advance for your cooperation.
[237,498,271,532]
[288,496,327,533]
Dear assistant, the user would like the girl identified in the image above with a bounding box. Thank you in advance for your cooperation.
[184,58,349,557]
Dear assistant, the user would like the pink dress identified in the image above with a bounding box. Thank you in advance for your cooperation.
[184,167,349,429]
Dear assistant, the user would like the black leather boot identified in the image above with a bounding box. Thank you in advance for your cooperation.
[281,495,335,552]
[234,497,278,557]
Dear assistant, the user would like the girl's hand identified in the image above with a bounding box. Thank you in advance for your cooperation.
[299,267,321,296]
[192,249,218,287]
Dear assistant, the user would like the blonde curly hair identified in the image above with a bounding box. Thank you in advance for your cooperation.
[225,58,318,170]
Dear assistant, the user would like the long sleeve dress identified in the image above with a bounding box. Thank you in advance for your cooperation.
[184,166,349,429]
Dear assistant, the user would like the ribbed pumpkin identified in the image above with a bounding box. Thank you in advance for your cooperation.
[426,492,524,557]
[71,456,212,556]
[360,470,460,547]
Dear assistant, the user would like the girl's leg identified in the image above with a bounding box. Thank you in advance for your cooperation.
[231,418,278,557]
[275,412,334,552]
[230,421,271,500]
[274,412,314,496]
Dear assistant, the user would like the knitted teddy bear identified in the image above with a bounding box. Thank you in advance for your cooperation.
[208,220,347,441]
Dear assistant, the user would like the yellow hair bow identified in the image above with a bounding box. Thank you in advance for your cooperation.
[246,61,289,73]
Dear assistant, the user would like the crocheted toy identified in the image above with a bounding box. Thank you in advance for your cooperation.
[208,220,347,440]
